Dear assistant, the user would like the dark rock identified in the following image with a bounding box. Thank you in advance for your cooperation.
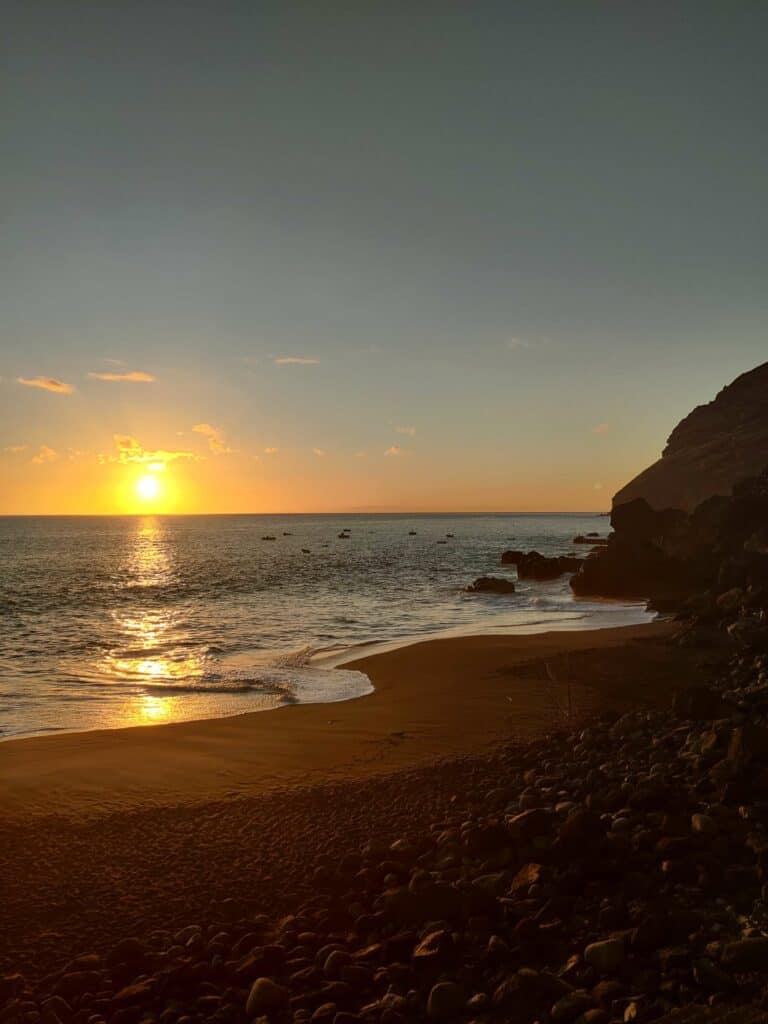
[426,982,463,1019]
[721,938,768,971]
[466,576,516,594]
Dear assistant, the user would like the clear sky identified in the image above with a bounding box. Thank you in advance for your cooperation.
[1,1,766,513]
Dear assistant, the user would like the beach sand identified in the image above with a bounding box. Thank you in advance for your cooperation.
[1,621,698,820]
[0,621,724,976]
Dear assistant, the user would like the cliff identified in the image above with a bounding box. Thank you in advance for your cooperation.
[613,361,768,513]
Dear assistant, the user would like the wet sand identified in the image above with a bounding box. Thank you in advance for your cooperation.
[0,621,704,820]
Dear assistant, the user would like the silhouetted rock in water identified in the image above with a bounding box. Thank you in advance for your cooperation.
[501,550,582,580]
[466,576,516,594]
[614,361,768,513]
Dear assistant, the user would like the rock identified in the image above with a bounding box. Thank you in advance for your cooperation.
[54,972,104,998]
[493,968,571,1015]
[720,937,768,971]
[466,576,516,594]
[691,812,718,836]
[508,862,544,896]
[502,551,583,580]
[584,938,625,974]
[111,981,155,1006]
[672,686,724,719]
[506,808,553,841]
[613,360,768,513]
[107,938,146,968]
[551,991,594,1023]
[412,930,455,970]
[246,978,289,1017]
[426,982,463,1019]
[380,882,461,925]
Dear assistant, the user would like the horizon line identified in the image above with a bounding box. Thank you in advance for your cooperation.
[0,509,611,517]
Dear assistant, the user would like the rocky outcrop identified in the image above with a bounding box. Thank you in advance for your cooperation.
[501,551,583,580]
[613,361,768,513]
[573,362,768,607]
[572,469,768,608]
[466,576,516,594]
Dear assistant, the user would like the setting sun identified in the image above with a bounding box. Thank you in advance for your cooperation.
[135,474,162,501]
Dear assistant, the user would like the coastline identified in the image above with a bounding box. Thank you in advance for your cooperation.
[0,619,705,820]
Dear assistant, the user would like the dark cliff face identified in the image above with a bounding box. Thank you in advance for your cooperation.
[571,361,768,605]
[613,361,768,513]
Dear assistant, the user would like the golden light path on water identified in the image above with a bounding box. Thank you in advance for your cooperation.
[99,517,206,726]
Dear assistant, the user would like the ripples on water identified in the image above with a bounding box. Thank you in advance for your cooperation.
[0,513,652,739]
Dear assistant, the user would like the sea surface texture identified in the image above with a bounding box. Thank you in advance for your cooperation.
[0,513,652,739]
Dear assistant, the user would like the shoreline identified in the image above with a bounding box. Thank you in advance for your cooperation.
[0,619,706,820]
[1,599,654,746]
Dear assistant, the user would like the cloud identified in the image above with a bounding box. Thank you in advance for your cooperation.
[384,445,402,457]
[593,482,604,491]
[87,371,155,383]
[17,376,74,394]
[192,423,234,454]
[273,356,320,365]
[312,448,327,457]
[100,434,198,466]
[31,445,58,464]
[507,335,553,352]
[3,444,27,454]
[264,447,279,455]
[395,425,416,437]
[593,422,611,435]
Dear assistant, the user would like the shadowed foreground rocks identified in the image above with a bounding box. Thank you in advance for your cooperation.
[4,635,768,1024]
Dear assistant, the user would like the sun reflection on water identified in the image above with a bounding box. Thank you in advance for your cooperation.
[138,694,172,723]
[98,518,206,722]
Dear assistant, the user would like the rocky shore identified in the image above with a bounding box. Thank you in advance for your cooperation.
[3,622,768,1024]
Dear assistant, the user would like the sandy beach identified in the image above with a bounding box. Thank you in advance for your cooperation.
[0,620,723,980]
[0,620,698,820]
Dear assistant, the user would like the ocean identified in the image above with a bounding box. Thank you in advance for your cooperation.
[0,513,652,740]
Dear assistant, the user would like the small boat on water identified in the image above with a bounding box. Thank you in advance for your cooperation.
[262,535,276,541]
[446,533,455,538]
[338,532,350,539]
[408,530,417,535]
[283,531,292,536]
[301,548,310,553]
[436,539,448,544]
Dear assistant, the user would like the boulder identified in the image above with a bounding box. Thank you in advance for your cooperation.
[466,576,516,594]
[246,977,289,1017]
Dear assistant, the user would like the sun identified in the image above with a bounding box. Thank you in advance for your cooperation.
[135,474,162,501]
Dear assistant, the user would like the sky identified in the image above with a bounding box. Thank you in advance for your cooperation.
[1,1,766,514]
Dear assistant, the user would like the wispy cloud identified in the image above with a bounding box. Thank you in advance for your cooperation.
[264,447,279,455]
[3,444,28,454]
[384,445,402,457]
[88,370,155,383]
[17,376,74,394]
[31,445,58,464]
[100,434,198,466]
[507,335,551,351]
[312,448,327,457]
[593,422,611,435]
[273,356,320,365]
[192,423,234,454]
